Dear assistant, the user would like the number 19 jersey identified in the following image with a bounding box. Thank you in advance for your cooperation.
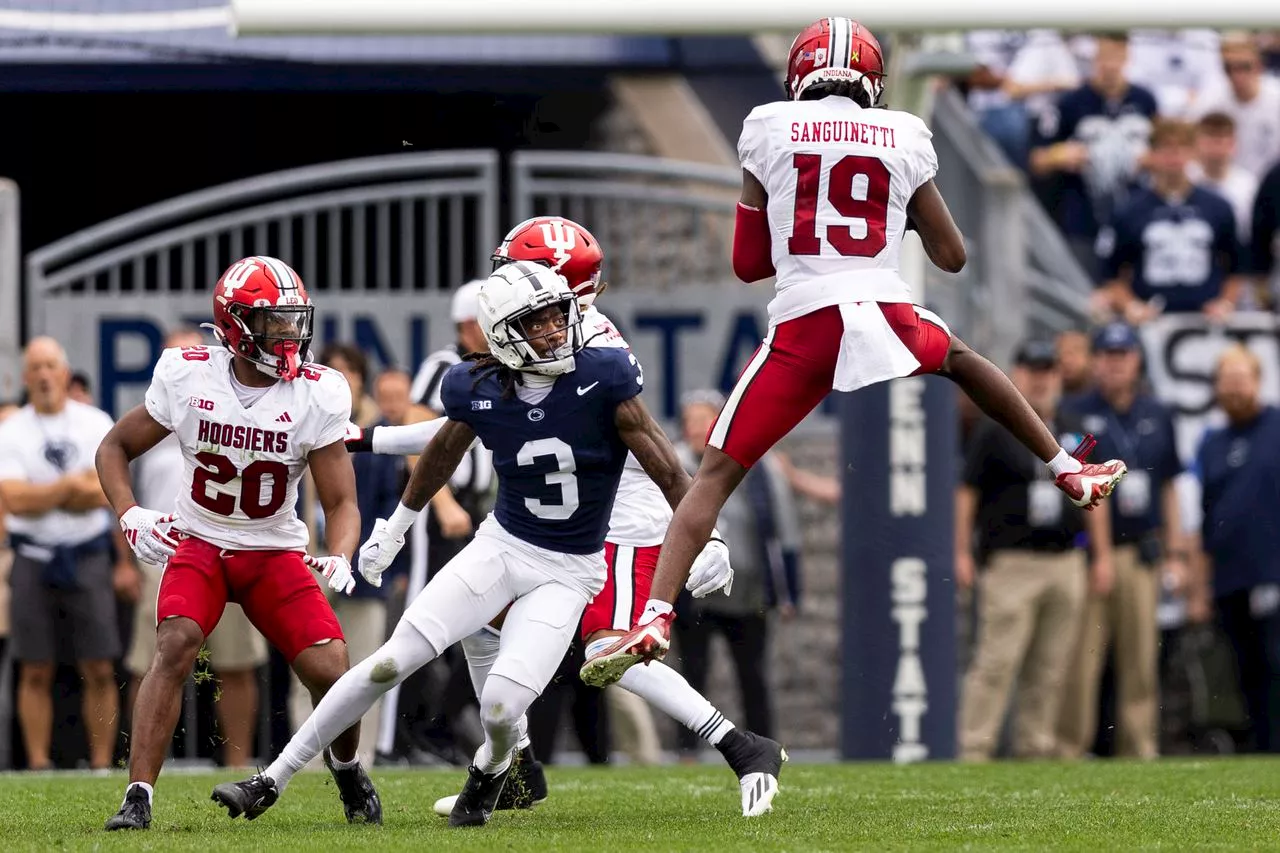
[738,97,939,324]
[143,346,351,551]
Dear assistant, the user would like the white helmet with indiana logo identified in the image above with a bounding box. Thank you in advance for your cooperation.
[477,260,585,377]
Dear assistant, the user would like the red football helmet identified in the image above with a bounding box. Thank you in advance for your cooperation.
[208,256,314,381]
[491,216,606,308]
[786,17,885,107]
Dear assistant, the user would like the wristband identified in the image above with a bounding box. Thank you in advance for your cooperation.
[386,502,420,539]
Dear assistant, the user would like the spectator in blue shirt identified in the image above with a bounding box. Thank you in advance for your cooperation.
[1192,345,1280,752]
[1094,119,1243,324]
[1249,157,1280,306]
[1031,32,1158,277]
[1057,321,1184,760]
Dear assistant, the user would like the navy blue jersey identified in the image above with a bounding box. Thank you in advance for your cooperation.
[1061,391,1181,545]
[1098,186,1238,313]
[441,346,644,555]
[1034,83,1158,239]
[1195,406,1280,597]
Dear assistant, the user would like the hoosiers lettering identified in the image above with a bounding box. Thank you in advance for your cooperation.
[197,419,288,454]
[789,120,896,147]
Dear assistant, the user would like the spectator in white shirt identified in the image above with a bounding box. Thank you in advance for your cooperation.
[1188,111,1260,246]
[1124,29,1228,118]
[1194,33,1280,177]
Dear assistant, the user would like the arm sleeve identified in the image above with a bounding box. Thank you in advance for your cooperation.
[610,349,644,406]
[313,371,354,451]
[909,119,940,193]
[368,417,480,455]
[439,364,477,424]
[737,106,770,182]
[144,350,178,430]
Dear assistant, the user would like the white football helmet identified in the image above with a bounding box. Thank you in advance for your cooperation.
[477,260,584,376]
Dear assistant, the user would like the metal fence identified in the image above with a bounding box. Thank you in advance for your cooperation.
[510,150,740,291]
[25,151,501,339]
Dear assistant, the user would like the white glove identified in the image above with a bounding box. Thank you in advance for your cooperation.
[304,554,356,596]
[357,517,406,588]
[119,506,182,566]
[687,537,734,598]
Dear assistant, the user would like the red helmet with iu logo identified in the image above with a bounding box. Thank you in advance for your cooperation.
[208,255,314,381]
[491,216,605,308]
[786,17,885,107]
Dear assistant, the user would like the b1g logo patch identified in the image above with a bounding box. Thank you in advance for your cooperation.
[472,400,492,411]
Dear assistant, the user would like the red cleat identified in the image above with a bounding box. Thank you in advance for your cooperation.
[578,612,674,688]
[1054,432,1127,510]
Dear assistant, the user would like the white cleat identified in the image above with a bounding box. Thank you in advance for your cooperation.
[740,771,782,817]
[433,794,458,817]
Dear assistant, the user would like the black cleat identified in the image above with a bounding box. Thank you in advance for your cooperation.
[715,729,788,816]
[324,750,383,825]
[211,773,279,820]
[494,745,548,810]
[104,785,151,831]
[448,762,513,827]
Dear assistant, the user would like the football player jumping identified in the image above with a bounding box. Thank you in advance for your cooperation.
[211,260,751,828]
[581,17,1128,686]
[98,257,380,830]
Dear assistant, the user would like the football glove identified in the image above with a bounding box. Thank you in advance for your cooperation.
[357,517,406,588]
[303,554,356,596]
[118,506,182,566]
[687,536,733,598]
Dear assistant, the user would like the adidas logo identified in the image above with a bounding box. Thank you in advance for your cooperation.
[275,412,293,424]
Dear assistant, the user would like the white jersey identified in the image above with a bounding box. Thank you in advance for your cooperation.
[581,307,671,547]
[738,97,939,324]
[144,346,351,551]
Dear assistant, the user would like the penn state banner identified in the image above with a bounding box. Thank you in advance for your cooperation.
[839,375,957,762]
[1138,312,1280,464]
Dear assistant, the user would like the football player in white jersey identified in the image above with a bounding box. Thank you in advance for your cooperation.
[582,17,1130,687]
[98,256,381,831]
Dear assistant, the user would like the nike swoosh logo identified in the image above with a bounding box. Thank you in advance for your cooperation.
[577,381,600,396]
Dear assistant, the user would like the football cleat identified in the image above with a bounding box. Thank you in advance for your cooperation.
[578,611,674,688]
[211,773,280,821]
[324,750,383,825]
[716,730,789,817]
[104,785,152,831]
[1054,432,1127,511]
[448,763,514,828]
[434,745,547,817]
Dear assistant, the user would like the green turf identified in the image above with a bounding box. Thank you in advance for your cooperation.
[2,759,1278,850]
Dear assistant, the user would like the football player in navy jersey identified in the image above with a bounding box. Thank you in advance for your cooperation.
[1094,119,1242,324]
[212,261,745,828]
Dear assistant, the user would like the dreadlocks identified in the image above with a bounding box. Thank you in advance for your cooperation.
[465,351,520,400]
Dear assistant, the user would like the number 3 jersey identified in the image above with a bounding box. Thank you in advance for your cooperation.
[441,346,643,556]
[739,97,939,324]
[144,346,352,551]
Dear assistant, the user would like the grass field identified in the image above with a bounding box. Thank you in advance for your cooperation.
[3,759,1278,851]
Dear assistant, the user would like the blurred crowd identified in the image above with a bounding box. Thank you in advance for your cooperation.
[956,323,1278,760]
[0,284,819,772]
[962,29,1280,320]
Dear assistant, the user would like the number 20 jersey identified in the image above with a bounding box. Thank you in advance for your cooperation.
[144,346,351,551]
[738,97,939,324]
